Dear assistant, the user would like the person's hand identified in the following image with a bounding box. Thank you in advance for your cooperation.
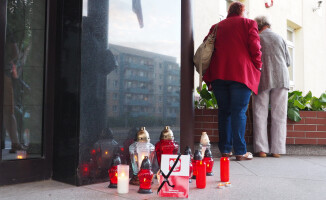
[11,62,18,79]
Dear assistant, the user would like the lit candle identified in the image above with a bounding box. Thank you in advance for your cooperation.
[138,151,148,170]
[117,165,129,194]
[16,150,27,159]
[203,149,214,176]
[220,157,230,182]
[196,160,206,189]
[225,182,232,187]
[218,183,225,189]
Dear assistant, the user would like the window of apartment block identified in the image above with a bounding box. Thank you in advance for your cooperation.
[113,106,117,112]
[287,27,295,85]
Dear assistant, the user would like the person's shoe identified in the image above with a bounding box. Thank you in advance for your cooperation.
[221,152,233,157]
[272,153,281,158]
[9,143,27,153]
[236,152,253,161]
[254,151,267,157]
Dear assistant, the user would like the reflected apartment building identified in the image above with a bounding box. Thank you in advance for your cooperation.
[107,44,180,127]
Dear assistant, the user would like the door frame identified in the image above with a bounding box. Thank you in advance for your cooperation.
[0,0,56,186]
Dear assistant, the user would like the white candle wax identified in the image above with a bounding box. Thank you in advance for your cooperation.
[117,165,129,194]
[117,173,129,194]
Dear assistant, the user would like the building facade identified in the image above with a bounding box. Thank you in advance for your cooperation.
[194,0,326,96]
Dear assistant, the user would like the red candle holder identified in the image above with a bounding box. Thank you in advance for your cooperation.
[203,149,214,176]
[108,154,121,188]
[155,126,179,167]
[183,146,193,183]
[138,156,154,194]
[192,150,202,179]
[220,157,230,182]
[196,160,206,189]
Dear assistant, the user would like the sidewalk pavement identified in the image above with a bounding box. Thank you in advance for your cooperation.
[1,155,326,200]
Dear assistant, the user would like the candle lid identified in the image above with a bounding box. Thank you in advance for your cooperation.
[183,146,192,155]
[160,126,174,140]
[140,156,152,170]
[194,150,202,160]
[111,154,122,167]
[136,127,150,142]
[200,132,210,145]
[204,148,213,158]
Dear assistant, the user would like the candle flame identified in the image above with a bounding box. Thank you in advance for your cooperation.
[144,178,146,182]
[105,151,108,155]
[200,161,202,165]
[121,173,125,177]
[207,164,210,167]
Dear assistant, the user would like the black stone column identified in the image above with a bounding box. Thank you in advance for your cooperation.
[53,0,116,186]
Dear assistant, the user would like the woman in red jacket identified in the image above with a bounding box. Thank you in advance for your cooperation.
[203,2,262,161]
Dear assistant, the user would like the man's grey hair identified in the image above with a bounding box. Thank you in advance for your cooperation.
[254,16,271,31]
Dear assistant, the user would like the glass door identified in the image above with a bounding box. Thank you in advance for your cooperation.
[0,0,54,185]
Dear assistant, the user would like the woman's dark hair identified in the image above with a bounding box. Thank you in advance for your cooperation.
[228,2,245,16]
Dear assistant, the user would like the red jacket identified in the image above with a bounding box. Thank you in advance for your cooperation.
[202,15,262,94]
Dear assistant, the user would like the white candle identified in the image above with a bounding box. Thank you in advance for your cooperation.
[218,183,225,189]
[225,182,232,187]
[117,165,129,194]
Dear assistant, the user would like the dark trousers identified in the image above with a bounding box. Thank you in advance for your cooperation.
[211,79,251,155]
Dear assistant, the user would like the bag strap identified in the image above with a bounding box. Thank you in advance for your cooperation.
[198,23,218,91]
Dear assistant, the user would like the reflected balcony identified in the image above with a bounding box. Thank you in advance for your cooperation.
[124,100,151,106]
[124,75,153,83]
[124,63,154,71]
[125,88,151,94]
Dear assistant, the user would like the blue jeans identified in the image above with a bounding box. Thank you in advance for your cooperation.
[211,79,252,155]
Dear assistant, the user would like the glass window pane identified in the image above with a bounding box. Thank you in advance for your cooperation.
[288,47,294,82]
[287,29,293,42]
[2,0,46,160]
[80,0,180,181]
[107,0,181,144]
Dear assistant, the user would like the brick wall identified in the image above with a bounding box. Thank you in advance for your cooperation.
[194,109,326,145]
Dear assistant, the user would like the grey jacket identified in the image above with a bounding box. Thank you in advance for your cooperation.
[258,28,290,93]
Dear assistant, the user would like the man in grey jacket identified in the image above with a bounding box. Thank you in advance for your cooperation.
[253,16,291,158]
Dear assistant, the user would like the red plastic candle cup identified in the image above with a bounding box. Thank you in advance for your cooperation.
[203,148,214,176]
[203,157,214,176]
[196,160,206,189]
[155,127,179,166]
[108,154,121,188]
[138,169,154,193]
[220,157,230,182]
[192,150,202,179]
[138,156,154,194]
[108,166,118,188]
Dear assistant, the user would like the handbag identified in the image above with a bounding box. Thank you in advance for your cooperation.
[193,24,218,90]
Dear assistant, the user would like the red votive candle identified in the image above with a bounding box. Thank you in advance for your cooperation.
[192,150,202,179]
[203,149,214,176]
[220,157,229,182]
[108,165,118,187]
[196,160,206,189]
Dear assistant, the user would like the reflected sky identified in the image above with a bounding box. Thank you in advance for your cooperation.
[108,0,181,64]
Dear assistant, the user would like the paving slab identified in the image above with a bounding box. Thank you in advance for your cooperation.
[0,156,326,200]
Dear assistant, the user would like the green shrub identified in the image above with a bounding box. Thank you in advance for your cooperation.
[194,84,218,109]
[287,90,326,122]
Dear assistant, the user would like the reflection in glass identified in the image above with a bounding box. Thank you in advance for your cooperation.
[79,0,180,183]
[2,0,46,160]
